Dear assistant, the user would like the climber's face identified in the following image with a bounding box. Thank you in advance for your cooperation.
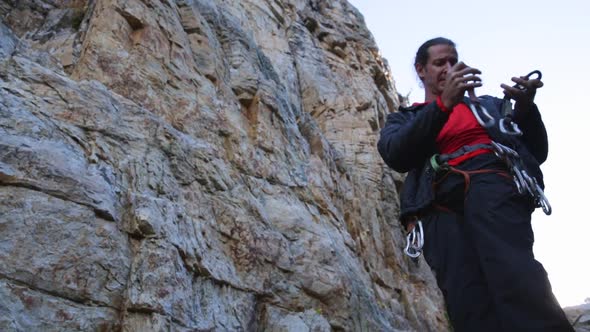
[416,44,458,99]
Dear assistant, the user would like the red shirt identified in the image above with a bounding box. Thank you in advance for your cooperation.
[413,98,492,166]
[436,102,492,165]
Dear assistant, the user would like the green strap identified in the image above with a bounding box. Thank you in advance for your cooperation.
[430,154,448,173]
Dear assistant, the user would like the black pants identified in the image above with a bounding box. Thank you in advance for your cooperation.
[422,154,573,332]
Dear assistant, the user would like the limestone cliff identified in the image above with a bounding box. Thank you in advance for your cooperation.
[0,0,449,330]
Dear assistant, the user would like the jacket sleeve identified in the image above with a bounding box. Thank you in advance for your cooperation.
[514,103,548,164]
[377,102,450,173]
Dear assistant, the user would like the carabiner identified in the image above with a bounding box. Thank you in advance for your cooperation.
[522,170,540,197]
[404,221,424,258]
[513,175,524,194]
[519,70,542,88]
[491,141,519,158]
[499,118,523,136]
[468,88,495,128]
[490,139,552,215]
[535,184,552,215]
[499,70,542,136]
[512,165,529,195]
[469,102,495,128]
[499,98,522,135]
[525,174,552,216]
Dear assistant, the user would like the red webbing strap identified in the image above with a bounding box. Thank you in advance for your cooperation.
[431,167,512,213]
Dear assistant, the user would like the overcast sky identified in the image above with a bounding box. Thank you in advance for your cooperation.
[347,0,590,306]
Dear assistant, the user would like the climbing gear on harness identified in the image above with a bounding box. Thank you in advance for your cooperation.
[432,143,509,196]
[490,141,552,215]
[499,70,543,136]
[499,100,522,135]
[434,161,512,196]
[435,143,494,164]
[404,219,424,258]
[431,143,494,173]
[468,88,495,128]
[466,70,542,134]
[431,142,552,215]
[430,154,447,173]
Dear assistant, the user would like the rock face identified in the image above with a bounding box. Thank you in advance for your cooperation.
[0,0,449,330]
[565,303,590,332]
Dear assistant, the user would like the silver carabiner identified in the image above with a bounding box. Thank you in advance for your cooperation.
[535,184,552,215]
[512,166,529,195]
[520,170,538,197]
[469,102,495,128]
[499,118,523,136]
[490,139,552,215]
[513,175,523,194]
[498,70,542,136]
[468,89,495,128]
[499,99,523,136]
[404,221,424,258]
[491,141,518,158]
[525,174,552,215]
[499,142,519,157]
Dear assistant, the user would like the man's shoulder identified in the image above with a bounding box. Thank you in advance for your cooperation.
[479,94,500,99]
[399,102,429,113]
[478,95,504,104]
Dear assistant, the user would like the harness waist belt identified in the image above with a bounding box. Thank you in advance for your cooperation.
[437,143,494,163]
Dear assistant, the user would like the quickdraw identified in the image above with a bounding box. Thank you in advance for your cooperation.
[404,220,424,258]
[467,70,542,134]
[490,141,552,215]
[499,70,543,136]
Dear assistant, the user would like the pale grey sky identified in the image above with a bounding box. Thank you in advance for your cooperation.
[348,0,590,306]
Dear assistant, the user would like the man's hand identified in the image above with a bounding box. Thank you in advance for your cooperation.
[501,75,544,112]
[440,61,482,109]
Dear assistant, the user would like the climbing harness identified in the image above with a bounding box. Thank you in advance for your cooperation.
[467,88,495,128]
[430,142,551,215]
[499,70,543,136]
[404,219,424,258]
[430,143,494,172]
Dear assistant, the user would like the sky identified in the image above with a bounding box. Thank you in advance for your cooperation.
[347,0,590,307]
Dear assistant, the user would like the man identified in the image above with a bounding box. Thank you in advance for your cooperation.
[378,37,573,331]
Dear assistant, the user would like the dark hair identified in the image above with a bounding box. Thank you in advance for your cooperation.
[414,37,456,67]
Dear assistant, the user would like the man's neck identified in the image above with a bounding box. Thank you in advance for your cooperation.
[424,91,438,103]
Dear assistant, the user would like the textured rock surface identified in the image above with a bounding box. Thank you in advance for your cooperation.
[1,0,449,330]
[565,303,590,332]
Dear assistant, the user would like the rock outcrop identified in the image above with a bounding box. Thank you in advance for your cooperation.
[0,0,448,330]
[566,303,590,332]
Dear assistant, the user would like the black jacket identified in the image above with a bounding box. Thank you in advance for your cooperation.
[377,95,548,223]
